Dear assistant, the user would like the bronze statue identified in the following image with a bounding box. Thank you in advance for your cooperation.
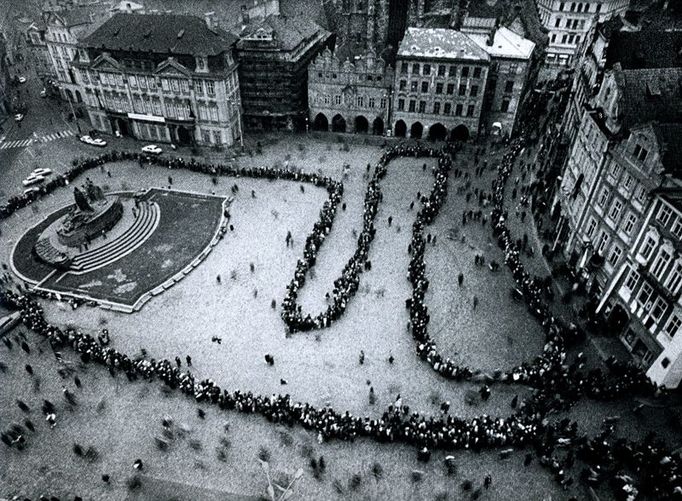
[73,187,93,212]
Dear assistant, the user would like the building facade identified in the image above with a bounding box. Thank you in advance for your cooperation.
[392,28,490,141]
[44,5,109,104]
[74,13,242,147]
[470,27,536,137]
[26,21,57,83]
[308,48,393,135]
[536,0,630,77]
[599,190,682,387]
[0,35,9,120]
[235,15,331,131]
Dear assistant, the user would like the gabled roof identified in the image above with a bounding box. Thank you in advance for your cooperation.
[397,28,490,61]
[469,26,535,60]
[614,66,682,129]
[237,15,327,52]
[605,30,682,70]
[81,13,237,56]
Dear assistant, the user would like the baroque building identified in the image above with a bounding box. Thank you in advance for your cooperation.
[308,48,393,135]
[73,13,242,147]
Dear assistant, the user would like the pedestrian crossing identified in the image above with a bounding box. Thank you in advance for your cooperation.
[0,129,75,150]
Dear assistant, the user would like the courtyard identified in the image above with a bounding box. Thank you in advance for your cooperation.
[1,134,680,500]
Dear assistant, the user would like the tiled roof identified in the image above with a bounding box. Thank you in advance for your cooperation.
[81,13,237,55]
[238,15,326,52]
[397,28,490,61]
[605,30,682,69]
[615,66,682,129]
[58,5,109,27]
[653,124,682,175]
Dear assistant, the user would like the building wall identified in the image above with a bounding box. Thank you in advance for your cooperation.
[27,28,57,81]
[75,51,241,147]
[308,49,393,134]
[0,36,9,119]
[600,194,682,387]
[536,0,629,76]
[483,56,532,137]
[391,57,489,139]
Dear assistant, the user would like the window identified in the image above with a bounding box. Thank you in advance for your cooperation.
[652,248,672,279]
[411,81,418,92]
[551,34,557,43]
[658,205,673,226]
[641,235,656,259]
[461,66,469,78]
[397,98,405,111]
[651,296,668,323]
[212,130,221,144]
[585,217,597,238]
[666,262,682,294]
[436,83,443,94]
[400,80,406,90]
[625,267,639,291]
[421,81,429,93]
[401,62,408,74]
[597,230,610,253]
[598,187,610,208]
[369,97,375,108]
[356,96,364,107]
[555,17,561,27]
[608,246,622,266]
[672,217,682,239]
[418,100,426,113]
[423,64,431,75]
[500,99,510,112]
[443,103,451,115]
[455,103,463,116]
[380,98,386,108]
[638,282,654,307]
[505,80,514,93]
[470,85,479,97]
[596,3,602,13]
[623,213,638,235]
[622,173,634,191]
[202,130,211,144]
[466,104,475,117]
[438,65,446,77]
[633,144,649,162]
[409,100,416,112]
[449,66,456,77]
[205,80,215,96]
[335,95,341,105]
[562,34,568,44]
[446,83,455,95]
[412,63,420,74]
[665,315,682,338]
[473,67,481,78]
[609,199,623,222]
[458,84,467,96]
[636,185,647,204]
[433,102,440,114]
[559,2,565,10]
[611,162,623,178]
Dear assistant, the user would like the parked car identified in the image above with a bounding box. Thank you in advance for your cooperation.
[22,175,45,186]
[79,135,107,147]
[31,168,53,177]
[14,113,24,122]
[17,76,26,84]
[141,144,162,155]
[23,187,40,195]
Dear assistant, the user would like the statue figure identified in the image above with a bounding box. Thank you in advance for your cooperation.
[85,179,105,202]
[73,187,93,212]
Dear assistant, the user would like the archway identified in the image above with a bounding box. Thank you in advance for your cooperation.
[75,90,83,103]
[450,124,470,142]
[410,121,423,139]
[114,118,131,137]
[354,115,369,133]
[177,125,193,146]
[428,122,447,141]
[606,304,629,337]
[65,89,74,102]
[394,120,407,137]
[372,117,384,135]
[331,114,346,133]
[313,113,328,131]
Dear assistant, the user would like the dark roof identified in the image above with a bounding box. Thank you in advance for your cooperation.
[615,66,682,129]
[81,13,237,55]
[605,30,682,69]
[238,15,326,52]
[653,123,682,174]
[56,5,109,27]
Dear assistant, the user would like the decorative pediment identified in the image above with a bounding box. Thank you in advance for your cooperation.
[154,57,191,77]
[91,53,122,72]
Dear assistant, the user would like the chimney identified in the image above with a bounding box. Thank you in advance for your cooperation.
[205,11,215,29]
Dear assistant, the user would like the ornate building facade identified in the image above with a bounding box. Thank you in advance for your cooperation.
[73,13,242,147]
[308,48,393,135]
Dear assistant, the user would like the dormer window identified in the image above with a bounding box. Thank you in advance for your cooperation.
[196,56,208,73]
[78,49,89,62]
[634,144,649,162]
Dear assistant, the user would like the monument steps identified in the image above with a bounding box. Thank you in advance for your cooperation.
[70,202,159,272]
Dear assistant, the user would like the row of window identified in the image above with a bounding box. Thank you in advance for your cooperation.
[315,71,384,83]
[396,99,479,117]
[550,32,582,46]
[318,95,387,109]
[94,90,222,123]
[553,17,587,30]
[558,2,602,13]
[83,70,220,97]
[400,62,489,79]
